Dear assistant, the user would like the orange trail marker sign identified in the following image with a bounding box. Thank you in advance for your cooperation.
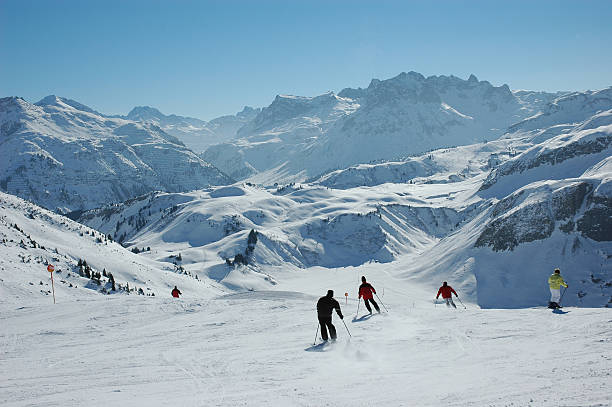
[47,264,56,304]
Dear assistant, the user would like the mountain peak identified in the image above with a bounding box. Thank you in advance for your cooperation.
[35,95,100,115]
[36,95,62,105]
[127,106,165,120]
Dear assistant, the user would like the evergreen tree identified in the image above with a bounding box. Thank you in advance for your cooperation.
[247,229,258,246]
[109,273,116,291]
[234,253,247,266]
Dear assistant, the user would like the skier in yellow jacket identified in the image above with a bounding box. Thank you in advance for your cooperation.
[548,268,568,308]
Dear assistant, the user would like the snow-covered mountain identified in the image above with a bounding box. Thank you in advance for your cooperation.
[78,103,612,308]
[124,105,260,153]
[0,96,233,213]
[481,109,612,196]
[203,92,359,180]
[507,87,612,139]
[202,72,550,184]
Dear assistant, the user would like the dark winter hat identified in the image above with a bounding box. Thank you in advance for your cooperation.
[443,281,447,286]
[361,276,366,282]
[554,268,560,273]
[327,289,334,297]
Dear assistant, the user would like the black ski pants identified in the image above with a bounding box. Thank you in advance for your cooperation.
[364,298,380,313]
[318,316,337,340]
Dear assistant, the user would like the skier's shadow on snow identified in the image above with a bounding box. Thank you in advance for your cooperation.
[552,308,570,315]
[352,314,373,323]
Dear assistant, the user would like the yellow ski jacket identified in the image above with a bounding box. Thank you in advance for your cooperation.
[548,273,568,289]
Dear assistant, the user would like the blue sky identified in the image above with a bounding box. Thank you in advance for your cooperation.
[1,0,611,120]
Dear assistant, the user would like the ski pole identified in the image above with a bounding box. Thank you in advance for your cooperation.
[434,299,438,307]
[456,296,467,309]
[313,324,319,345]
[355,298,361,317]
[559,286,568,306]
[375,293,389,312]
[341,318,352,337]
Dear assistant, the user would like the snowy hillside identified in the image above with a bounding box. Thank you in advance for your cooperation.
[124,105,260,153]
[2,275,610,407]
[313,137,531,189]
[0,96,233,213]
[0,191,220,302]
[203,72,544,184]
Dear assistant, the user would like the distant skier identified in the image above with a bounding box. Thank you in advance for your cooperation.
[358,276,380,314]
[317,290,344,341]
[436,281,458,308]
[548,268,568,309]
[171,286,181,298]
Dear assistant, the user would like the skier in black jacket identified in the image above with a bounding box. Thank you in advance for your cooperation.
[317,290,344,341]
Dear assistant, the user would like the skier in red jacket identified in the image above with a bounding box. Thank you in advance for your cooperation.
[359,276,380,314]
[436,281,458,308]
[171,286,181,298]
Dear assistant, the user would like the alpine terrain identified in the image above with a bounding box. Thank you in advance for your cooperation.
[1,72,611,407]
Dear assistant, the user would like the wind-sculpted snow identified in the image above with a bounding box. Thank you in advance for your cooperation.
[0,96,233,212]
[203,71,540,184]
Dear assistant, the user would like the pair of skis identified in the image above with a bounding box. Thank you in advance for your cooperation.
[355,293,389,317]
[434,297,467,309]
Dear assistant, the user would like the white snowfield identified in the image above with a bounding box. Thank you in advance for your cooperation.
[1,272,611,407]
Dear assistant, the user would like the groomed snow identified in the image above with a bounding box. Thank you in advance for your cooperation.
[1,266,611,407]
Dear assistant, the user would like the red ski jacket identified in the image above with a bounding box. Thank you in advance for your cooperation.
[359,283,376,300]
[436,285,457,299]
[171,288,181,298]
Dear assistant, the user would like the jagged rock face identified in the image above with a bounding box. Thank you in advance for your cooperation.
[475,178,612,251]
[0,96,233,213]
[577,195,612,242]
[203,72,539,184]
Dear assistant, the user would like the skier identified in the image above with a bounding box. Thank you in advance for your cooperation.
[548,268,568,309]
[171,286,181,298]
[436,281,458,308]
[316,290,344,341]
[358,276,380,314]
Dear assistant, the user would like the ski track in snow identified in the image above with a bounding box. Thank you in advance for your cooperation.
[1,268,611,407]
